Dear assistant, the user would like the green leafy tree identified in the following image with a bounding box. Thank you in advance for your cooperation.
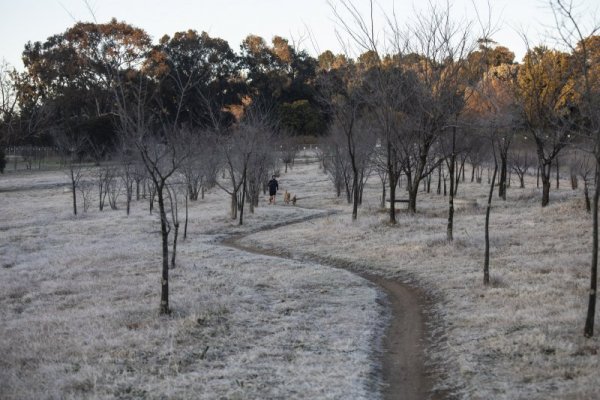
[241,35,326,135]
[146,30,242,129]
[17,19,152,155]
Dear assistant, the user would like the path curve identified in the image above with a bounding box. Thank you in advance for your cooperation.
[221,211,444,400]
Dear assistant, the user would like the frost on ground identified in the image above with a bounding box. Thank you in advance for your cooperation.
[3,150,600,399]
[240,155,600,399]
[0,166,385,399]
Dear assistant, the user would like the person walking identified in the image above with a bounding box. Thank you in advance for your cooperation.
[268,175,279,204]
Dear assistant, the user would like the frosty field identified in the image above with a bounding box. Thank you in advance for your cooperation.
[1,152,600,399]
[0,164,385,399]
[241,157,600,399]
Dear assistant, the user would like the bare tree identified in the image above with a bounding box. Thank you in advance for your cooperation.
[117,149,137,215]
[319,63,370,220]
[468,138,488,183]
[54,130,87,215]
[113,74,191,315]
[510,148,534,188]
[548,0,600,337]
[484,149,499,286]
[371,144,389,208]
[166,181,182,269]
[77,173,94,213]
[569,150,595,211]
[0,60,18,161]
[217,105,276,224]
[180,128,217,201]
[246,132,277,214]
[392,3,475,214]
[106,167,121,211]
[362,65,414,223]
[321,131,351,199]
[279,135,298,173]
[95,165,117,211]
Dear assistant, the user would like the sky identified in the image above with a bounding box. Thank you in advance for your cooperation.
[0,0,598,70]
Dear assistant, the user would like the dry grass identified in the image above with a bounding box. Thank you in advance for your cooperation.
[241,155,600,399]
[3,150,599,399]
[0,165,384,399]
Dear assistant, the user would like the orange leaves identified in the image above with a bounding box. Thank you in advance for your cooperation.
[517,47,576,124]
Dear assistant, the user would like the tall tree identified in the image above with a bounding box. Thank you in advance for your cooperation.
[466,63,521,201]
[18,19,152,154]
[146,30,241,129]
[241,35,326,136]
[0,60,18,165]
[516,46,576,207]
[217,105,276,223]
[548,0,600,337]
[319,62,368,220]
[113,72,191,315]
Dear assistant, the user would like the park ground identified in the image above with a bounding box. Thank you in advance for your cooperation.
[1,150,599,399]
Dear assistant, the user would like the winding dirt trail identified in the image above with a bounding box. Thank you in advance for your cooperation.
[366,274,432,400]
[222,212,443,400]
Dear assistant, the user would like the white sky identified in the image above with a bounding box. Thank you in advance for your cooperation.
[0,0,598,70]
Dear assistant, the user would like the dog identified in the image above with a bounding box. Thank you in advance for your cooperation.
[283,190,291,204]
[292,195,297,205]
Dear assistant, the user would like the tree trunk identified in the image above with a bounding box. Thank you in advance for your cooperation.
[352,171,359,220]
[438,164,442,195]
[408,184,418,213]
[358,172,364,206]
[484,163,498,286]
[126,183,132,216]
[184,192,189,239]
[157,184,170,315]
[171,222,179,269]
[541,163,551,207]
[387,142,398,224]
[556,157,560,189]
[149,183,156,214]
[71,170,77,216]
[345,175,352,204]
[230,192,238,220]
[498,153,507,200]
[454,159,465,196]
[249,189,255,214]
[448,154,455,242]
[584,181,591,213]
[239,172,247,226]
[584,167,599,337]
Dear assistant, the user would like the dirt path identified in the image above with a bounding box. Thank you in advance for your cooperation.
[366,274,432,400]
[222,214,442,400]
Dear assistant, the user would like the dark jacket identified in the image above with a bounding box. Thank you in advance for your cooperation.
[268,178,279,195]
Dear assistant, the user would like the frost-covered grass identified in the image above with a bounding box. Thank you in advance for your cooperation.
[241,155,600,399]
[3,151,599,399]
[0,164,385,399]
